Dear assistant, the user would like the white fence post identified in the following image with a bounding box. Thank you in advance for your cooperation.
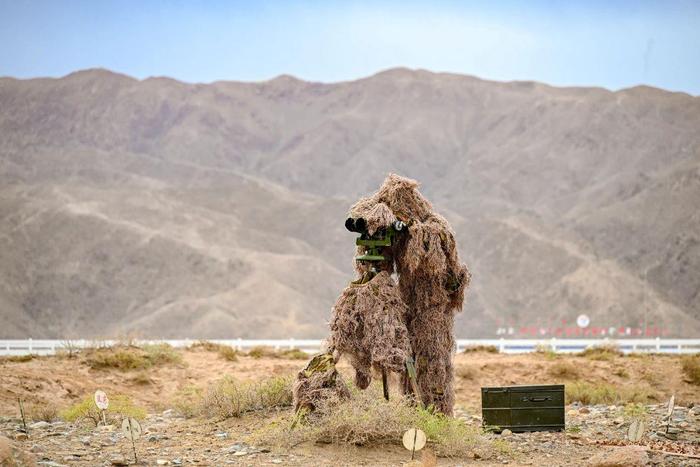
[656,337,661,352]
[499,338,505,353]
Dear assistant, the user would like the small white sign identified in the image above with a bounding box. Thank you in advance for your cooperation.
[402,428,427,452]
[94,390,109,410]
[627,419,646,442]
[121,418,142,441]
[576,314,590,329]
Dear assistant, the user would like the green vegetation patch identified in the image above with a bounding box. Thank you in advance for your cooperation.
[60,394,146,426]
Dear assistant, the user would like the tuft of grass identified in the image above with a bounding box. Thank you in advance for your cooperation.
[613,368,630,378]
[0,354,37,363]
[463,345,499,354]
[579,344,623,361]
[83,346,150,370]
[681,355,700,385]
[251,386,502,459]
[548,361,580,379]
[60,394,146,426]
[26,401,59,422]
[566,382,655,405]
[218,345,239,361]
[171,385,205,418]
[189,340,224,352]
[201,376,293,418]
[143,343,182,366]
[84,343,181,370]
[622,403,649,420]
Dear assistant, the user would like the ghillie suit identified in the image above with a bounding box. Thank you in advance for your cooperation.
[293,353,350,418]
[342,174,471,415]
[327,271,412,391]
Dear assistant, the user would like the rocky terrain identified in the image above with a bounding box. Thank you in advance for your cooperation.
[1,68,699,338]
[1,348,700,465]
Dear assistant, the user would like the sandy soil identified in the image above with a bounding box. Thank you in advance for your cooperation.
[1,349,699,466]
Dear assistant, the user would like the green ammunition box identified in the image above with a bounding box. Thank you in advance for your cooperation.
[481,384,565,432]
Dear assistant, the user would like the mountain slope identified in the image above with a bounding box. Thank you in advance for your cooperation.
[1,68,698,338]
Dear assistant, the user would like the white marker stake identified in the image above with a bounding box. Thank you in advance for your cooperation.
[94,390,109,425]
[402,428,426,460]
[122,417,142,464]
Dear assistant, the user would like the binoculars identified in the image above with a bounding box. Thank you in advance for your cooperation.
[344,217,406,261]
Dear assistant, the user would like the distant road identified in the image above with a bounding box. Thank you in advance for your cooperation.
[1,338,699,356]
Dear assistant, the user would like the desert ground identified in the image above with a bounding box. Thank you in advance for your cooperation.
[1,346,700,466]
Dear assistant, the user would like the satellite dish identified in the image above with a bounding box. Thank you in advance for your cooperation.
[576,314,590,328]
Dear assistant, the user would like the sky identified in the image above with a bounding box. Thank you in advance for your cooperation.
[1,0,699,94]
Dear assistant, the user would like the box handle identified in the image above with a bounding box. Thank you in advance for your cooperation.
[521,396,552,402]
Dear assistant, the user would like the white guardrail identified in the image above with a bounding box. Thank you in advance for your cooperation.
[1,338,700,356]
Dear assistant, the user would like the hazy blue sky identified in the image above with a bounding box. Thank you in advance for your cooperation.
[1,0,699,94]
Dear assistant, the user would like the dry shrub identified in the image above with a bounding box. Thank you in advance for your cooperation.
[26,401,59,422]
[60,394,146,426]
[0,354,37,363]
[84,343,181,370]
[218,345,239,361]
[579,344,623,361]
[566,382,655,405]
[462,345,499,354]
[171,385,204,418]
[681,355,700,385]
[201,376,293,418]
[548,361,580,379]
[251,386,493,458]
[613,368,630,378]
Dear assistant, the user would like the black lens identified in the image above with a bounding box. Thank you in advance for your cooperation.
[345,217,356,232]
[355,218,367,232]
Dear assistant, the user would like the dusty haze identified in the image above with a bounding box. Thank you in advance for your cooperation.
[1,68,699,338]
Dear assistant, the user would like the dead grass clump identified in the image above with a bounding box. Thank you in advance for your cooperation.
[463,345,499,354]
[60,394,146,426]
[579,344,623,361]
[548,361,580,379]
[218,345,239,361]
[26,401,59,422]
[456,365,478,380]
[681,355,700,385]
[201,376,293,418]
[189,340,223,352]
[252,387,493,458]
[0,354,37,363]
[246,346,308,360]
[566,382,655,405]
[84,343,181,370]
[84,346,150,370]
[142,343,182,365]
